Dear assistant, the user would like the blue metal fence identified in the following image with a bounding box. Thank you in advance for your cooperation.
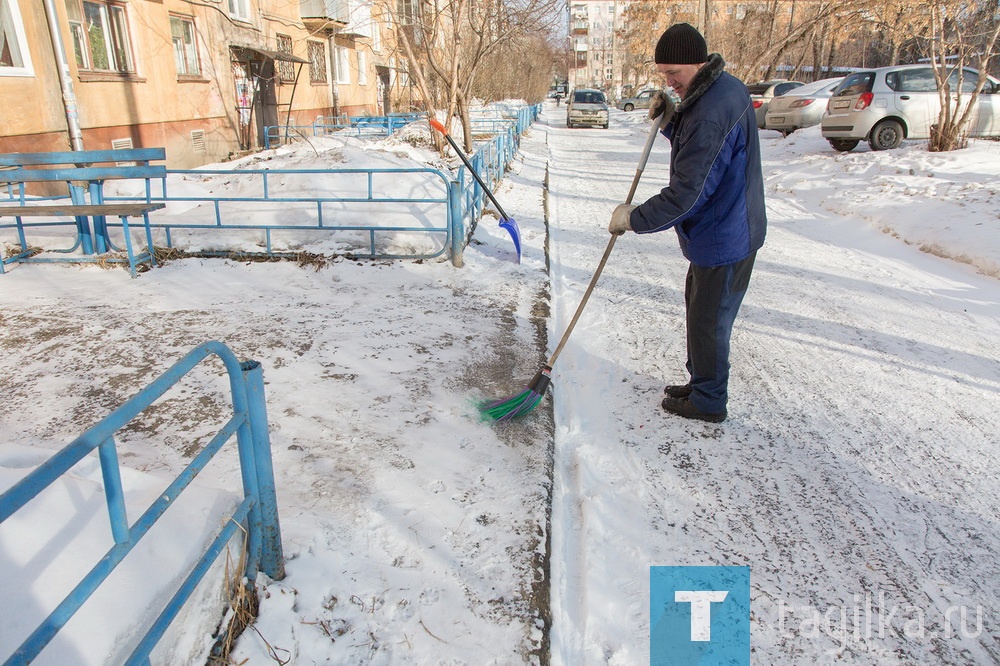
[105,166,458,262]
[265,112,426,149]
[0,341,283,665]
[0,104,541,270]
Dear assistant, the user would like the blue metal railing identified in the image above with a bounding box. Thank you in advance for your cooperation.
[265,112,426,148]
[0,103,541,269]
[0,341,283,665]
[104,166,458,262]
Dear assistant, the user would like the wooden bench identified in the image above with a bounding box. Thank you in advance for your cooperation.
[0,148,166,277]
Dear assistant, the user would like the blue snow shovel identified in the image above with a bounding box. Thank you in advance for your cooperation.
[430,118,522,263]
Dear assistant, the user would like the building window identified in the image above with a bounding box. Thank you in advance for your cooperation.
[398,0,420,25]
[357,49,367,85]
[335,46,350,85]
[276,34,294,82]
[0,0,33,76]
[308,41,326,83]
[228,0,251,21]
[170,15,199,77]
[65,0,134,73]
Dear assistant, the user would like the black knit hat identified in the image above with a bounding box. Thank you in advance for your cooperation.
[654,23,708,64]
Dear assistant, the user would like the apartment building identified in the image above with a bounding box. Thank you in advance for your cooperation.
[568,0,624,95]
[0,0,406,167]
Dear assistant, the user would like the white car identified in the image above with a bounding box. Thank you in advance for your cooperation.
[567,89,609,129]
[764,77,843,135]
[748,80,805,128]
[821,64,1000,151]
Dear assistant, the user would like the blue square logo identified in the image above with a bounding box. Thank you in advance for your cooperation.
[650,566,750,665]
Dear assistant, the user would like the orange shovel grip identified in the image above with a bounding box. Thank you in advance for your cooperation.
[429,118,449,135]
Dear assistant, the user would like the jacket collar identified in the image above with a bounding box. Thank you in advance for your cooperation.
[676,53,726,113]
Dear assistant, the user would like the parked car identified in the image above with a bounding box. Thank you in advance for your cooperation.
[821,64,1000,151]
[616,89,678,112]
[567,89,610,129]
[764,77,843,135]
[748,80,805,128]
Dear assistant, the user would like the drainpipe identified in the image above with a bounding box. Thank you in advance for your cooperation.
[42,0,85,151]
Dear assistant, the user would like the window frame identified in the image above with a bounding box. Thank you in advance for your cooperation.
[169,14,201,78]
[307,40,327,84]
[228,0,252,22]
[276,33,295,83]
[0,0,33,76]
[335,45,350,85]
[66,0,137,75]
[357,49,367,86]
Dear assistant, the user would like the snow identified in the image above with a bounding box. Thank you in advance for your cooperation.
[1,106,998,665]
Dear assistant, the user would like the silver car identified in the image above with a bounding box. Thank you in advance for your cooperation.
[567,89,610,129]
[821,64,1000,151]
[616,89,680,113]
[764,77,843,135]
[748,80,805,128]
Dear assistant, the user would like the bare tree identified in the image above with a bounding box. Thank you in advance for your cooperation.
[383,0,562,152]
[619,0,860,84]
[926,2,1000,151]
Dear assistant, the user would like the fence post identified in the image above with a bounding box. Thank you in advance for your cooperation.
[449,180,464,268]
[241,360,285,580]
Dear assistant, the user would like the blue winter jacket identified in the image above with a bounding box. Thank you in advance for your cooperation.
[629,55,767,267]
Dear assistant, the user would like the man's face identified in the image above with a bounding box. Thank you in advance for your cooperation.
[656,63,703,99]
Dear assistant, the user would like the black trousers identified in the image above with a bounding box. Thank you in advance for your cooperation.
[684,251,757,413]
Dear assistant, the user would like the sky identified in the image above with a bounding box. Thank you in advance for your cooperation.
[1,103,998,665]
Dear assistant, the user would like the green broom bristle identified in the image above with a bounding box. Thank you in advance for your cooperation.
[479,366,552,422]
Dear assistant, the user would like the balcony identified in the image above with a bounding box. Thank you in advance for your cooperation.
[338,0,374,38]
[301,0,350,27]
[571,20,588,35]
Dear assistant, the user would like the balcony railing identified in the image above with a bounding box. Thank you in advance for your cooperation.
[300,0,350,23]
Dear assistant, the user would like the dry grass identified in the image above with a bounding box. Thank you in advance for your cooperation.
[206,523,289,666]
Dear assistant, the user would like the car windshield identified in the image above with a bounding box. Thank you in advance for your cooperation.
[747,84,774,95]
[834,73,875,97]
[574,91,605,104]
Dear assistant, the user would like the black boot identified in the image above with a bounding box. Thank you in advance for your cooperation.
[663,383,693,398]
[661,396,726,423]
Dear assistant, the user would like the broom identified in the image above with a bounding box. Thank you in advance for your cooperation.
[481,113,668,421]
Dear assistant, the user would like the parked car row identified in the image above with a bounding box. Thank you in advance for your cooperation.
[562,65,1000,150]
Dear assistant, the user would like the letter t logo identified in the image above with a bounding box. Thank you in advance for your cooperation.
[674,590,729,641]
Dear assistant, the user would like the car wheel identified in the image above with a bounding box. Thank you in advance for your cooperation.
[868,119,904,150]
[623,103,634,112]
[828,138,860,152]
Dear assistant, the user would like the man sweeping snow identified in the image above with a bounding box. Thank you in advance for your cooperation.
[608,23,767,423]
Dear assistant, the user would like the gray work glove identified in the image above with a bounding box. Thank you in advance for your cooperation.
[648,91,676,121]
[608,204,636,235]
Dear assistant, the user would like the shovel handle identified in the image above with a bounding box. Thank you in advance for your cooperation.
[429,118,450,135]
[429,117,511,221]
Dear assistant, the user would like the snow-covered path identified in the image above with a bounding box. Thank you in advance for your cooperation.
[538,107,1000,664]
[2,102,999,665]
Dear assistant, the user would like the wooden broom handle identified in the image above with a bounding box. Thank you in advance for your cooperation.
[547,114,666,367]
